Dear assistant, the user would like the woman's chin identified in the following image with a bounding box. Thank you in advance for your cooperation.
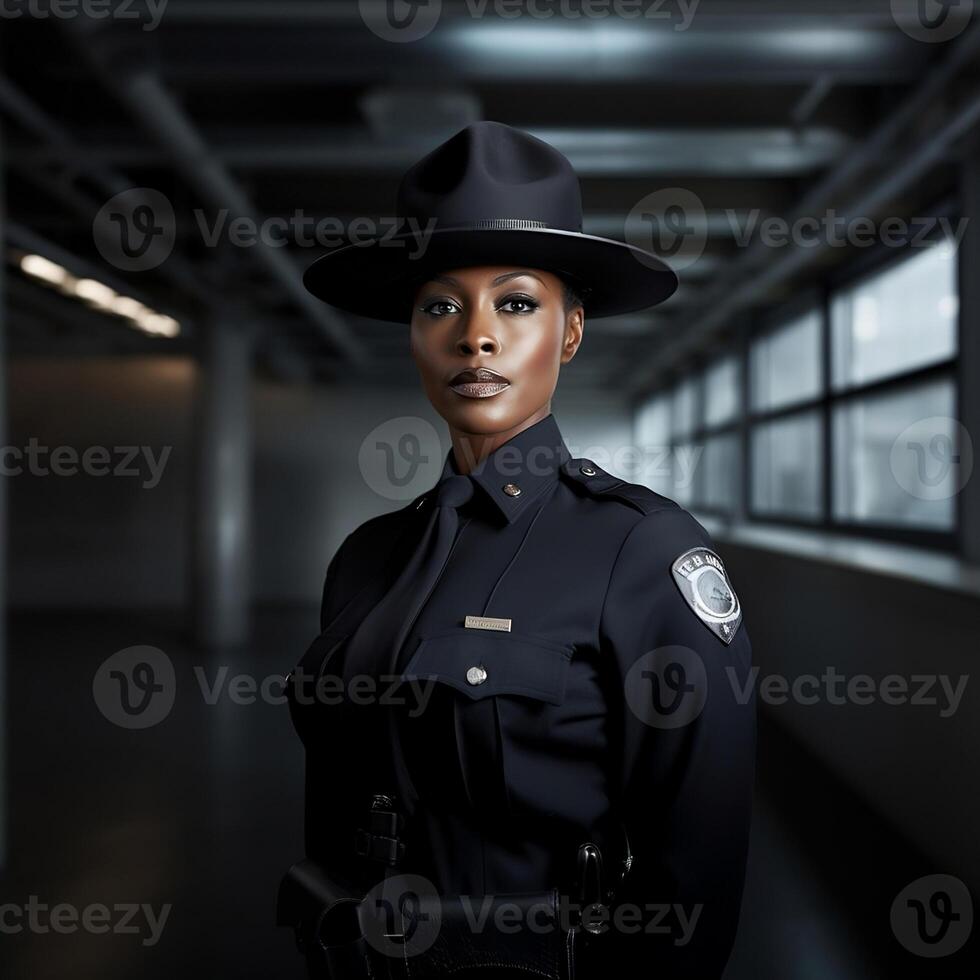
[436,389,525,432]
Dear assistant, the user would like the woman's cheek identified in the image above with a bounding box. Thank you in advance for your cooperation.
[521,320,564,388]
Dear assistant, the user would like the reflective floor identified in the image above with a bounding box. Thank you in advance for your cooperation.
[0,608,972,978]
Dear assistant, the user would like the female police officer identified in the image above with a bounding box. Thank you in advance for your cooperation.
[282,121,756,980]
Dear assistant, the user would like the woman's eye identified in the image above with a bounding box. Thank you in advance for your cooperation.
[497,294,540,315]
[420,299,460,317]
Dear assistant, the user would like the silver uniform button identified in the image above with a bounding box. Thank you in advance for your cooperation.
[502,483,522,497]
[580,465,596,476]
[466,665,488,686]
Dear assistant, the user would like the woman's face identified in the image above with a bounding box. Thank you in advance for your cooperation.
[409,265,584,436]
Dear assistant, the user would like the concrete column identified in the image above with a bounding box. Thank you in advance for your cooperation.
[192,319,253,648]
[959,136,980,564]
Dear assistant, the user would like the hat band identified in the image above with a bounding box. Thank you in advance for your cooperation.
[405,218,555,231]
[468,218,551,230]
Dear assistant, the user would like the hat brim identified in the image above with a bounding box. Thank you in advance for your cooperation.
[302,227,678,322]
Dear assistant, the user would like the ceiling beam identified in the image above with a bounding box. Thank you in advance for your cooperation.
[620,19,980,396]
[155,0,931,27]
[56,20,368,367]
[137,25,929,86]
[0,73,213,312]
[10,126,851,178]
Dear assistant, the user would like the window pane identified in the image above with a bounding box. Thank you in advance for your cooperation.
[831,240,957,390]
[671,377,699,439]
[833,378,956,530]
[704,356,740,428]
[703,432,739,513]
[634,394,672,496]
[751,411,823,519]
[672,440,698,506]
[751,310,822,411]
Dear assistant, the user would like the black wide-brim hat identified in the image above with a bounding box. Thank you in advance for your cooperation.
[303,120,679,322]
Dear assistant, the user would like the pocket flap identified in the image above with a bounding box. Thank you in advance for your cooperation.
[400,629,572,705]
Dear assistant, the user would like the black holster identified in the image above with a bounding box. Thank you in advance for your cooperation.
[276,859,375,979]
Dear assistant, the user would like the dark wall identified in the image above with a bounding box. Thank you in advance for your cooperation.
[718,536,980,893]
[9,357,195,610]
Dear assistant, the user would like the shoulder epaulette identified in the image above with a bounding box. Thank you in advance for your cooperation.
[559,457,681,516]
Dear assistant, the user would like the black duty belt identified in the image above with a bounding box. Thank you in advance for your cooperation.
[279,792,633,980]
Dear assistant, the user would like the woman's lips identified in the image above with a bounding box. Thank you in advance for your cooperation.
[448,367,511,399]
[451,381,510,398]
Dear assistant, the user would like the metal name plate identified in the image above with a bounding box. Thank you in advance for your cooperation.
[464,615,512,632]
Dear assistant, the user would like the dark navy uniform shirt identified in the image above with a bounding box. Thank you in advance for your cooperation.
[290,412,756,979]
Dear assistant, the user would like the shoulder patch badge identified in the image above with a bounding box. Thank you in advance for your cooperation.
[671,547,742,645]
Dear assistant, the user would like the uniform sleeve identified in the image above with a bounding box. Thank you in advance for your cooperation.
[302,531,362,875]
[595,508,756,980]
[319,532,351,634]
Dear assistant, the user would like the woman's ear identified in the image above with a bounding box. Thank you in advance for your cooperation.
[560,306,584,364]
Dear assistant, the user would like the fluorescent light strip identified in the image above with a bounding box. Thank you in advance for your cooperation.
[18,253,180,338]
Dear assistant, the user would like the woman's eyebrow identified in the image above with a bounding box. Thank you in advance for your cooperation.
[490,270,549,289]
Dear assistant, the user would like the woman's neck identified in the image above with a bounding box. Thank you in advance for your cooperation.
[449,406,552,475]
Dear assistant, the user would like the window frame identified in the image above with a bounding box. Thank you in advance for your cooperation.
[744,290,826,525]
[742,237,959,550]
[633,216,962,551]
[675,352,743,520]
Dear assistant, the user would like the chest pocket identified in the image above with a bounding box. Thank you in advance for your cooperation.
[401,628,571,703]
[398,628,573,819]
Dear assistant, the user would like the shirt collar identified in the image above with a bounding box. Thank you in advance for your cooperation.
[437,412,571,525]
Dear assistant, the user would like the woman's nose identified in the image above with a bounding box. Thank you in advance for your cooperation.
[454,312,501,356]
